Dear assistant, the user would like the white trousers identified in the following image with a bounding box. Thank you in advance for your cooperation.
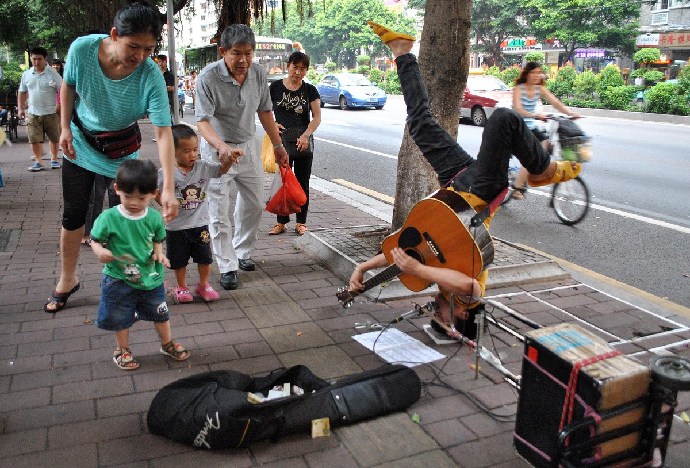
[206,138,263,274]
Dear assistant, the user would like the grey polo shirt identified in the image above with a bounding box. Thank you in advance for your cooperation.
[195,59,272,146]
[19,66,62,116]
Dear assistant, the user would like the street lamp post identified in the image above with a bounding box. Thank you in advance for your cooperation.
[167,0,179,125]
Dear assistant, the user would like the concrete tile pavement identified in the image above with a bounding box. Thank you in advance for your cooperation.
[0,121,689,466]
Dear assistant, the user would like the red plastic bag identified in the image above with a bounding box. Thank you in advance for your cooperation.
[265,165,307,216]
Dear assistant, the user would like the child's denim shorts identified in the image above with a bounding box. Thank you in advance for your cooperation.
[96,275,169,331]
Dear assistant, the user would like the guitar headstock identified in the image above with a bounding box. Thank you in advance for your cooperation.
[336,286,355,308]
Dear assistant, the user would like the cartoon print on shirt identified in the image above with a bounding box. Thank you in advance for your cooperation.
[178,181,207,210]
[123,263,142,283]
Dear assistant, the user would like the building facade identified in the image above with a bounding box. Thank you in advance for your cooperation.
[637,0,690,77]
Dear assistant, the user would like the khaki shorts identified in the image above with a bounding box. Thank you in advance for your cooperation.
[27,113,61,144]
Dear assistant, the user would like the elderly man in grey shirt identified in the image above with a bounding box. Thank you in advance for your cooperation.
[195,24,288,291]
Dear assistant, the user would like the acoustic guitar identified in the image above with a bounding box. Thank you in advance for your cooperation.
[337,189,495,308]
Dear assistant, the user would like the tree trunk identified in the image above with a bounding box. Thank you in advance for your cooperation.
[391,0,472,230]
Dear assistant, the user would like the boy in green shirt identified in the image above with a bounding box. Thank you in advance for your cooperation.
[91,160,190,370]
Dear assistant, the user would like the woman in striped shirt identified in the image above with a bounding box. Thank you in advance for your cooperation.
[510,62,580,199]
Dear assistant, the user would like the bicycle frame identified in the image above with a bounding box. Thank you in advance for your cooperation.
[502,115,591,225]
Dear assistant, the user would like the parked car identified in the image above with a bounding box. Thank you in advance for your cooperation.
[461,75,513,126]
[316,73,387,110]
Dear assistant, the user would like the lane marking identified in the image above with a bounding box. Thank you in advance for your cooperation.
[524,188,690,234]
[261,125,689,234]
[315,137,398,160]
[331,179,394,203]
[511,242,690,318]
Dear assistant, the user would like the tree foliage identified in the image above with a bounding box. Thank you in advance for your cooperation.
[1,0,189,57]
[526,0,639,62]
[633,48,661,66]
[524,51,545,64]
[391,0,472,229]
[546,64,577,99]
[253,0,414,69]
[471,0,527,67]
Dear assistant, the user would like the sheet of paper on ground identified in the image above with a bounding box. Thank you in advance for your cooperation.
[353,328,445,367]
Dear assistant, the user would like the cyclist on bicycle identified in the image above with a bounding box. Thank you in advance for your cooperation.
[511,62,580,199]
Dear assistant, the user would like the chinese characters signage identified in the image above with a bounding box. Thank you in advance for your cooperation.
[636,32,690,49]
[659,33,690,47]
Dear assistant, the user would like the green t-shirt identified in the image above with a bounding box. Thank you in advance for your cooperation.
[91,205,167,290]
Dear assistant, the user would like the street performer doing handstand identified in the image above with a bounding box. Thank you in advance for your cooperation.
[349,22,581,339]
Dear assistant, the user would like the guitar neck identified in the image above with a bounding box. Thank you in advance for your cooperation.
[361,264,402,293]
[337,263,403,308]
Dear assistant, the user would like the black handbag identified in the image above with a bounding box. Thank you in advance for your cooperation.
[281,126,314,158]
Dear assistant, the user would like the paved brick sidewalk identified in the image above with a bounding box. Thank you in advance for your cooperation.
[0,122,688,467]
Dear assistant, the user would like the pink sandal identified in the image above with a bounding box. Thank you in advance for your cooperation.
[174,287,193,303]
[196,284,219,302]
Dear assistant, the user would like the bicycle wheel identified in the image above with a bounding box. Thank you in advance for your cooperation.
[551,176,590,225]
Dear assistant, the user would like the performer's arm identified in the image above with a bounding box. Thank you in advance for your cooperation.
[349,253,389,291]
[390,248,481,299]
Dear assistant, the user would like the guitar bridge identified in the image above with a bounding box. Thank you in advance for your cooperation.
[423,232,446,264]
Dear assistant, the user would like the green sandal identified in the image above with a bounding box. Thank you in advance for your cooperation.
[160,341,191,361]
[113,347,139,370]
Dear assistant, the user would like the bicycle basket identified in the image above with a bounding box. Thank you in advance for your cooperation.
[557,118,585,138]
[560,139,592,163]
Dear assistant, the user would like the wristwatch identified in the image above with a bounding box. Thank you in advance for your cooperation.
[273,143,284,149]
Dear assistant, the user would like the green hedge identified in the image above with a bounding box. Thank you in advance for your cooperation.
[600,85,637,110]
[383,70,401,95]
[573,70,598,99]
[0,62,23,96]
[547,65,577,99]
[646,82,690,115]
[368,68,383,85]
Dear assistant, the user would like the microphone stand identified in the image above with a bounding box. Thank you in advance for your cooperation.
[389,302,429,324]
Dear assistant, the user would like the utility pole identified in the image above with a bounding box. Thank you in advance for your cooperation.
[167,0,179,124]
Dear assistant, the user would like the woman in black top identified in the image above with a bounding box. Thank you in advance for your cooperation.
[268,51,321,235]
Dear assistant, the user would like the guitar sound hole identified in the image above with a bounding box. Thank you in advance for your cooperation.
[399,227,423,248]
[405,249,424,263]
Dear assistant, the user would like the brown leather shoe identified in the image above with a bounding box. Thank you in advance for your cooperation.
[268,223,286,235]
[295,223,308,235]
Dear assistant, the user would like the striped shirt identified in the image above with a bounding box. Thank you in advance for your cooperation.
[518,84,541,130]
[63,35,170,178]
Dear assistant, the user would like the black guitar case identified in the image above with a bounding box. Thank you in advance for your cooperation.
[147,364,421,449]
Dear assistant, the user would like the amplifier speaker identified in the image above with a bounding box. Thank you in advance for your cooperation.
[514,323,650,467]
